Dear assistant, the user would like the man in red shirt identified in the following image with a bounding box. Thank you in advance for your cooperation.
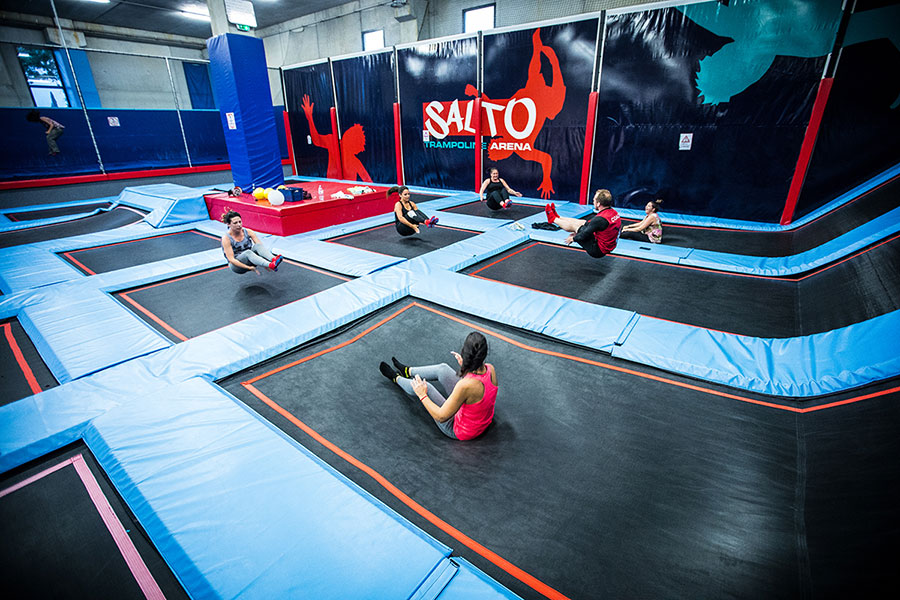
[545,189,620,258]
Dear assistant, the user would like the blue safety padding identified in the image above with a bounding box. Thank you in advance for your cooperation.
[276,237,405,276]
[429,211,511,232]
[0,220,216,293]
[304,212,397,240]
[0,214,9,224]
[527,205,900,277]
[115,184,208,228]
[182,62,215,110]
[679,206,900,276]
[207,34,283,191]
[89,109,190,171]
[612,310,900,397]
[0,245,85,293]
[0,377,112,473]
[436,559,524,600]
[18,287,170,383]
[81,377,450,600]
[180,110,229,166]
[413,225,530,272]
[0,207,107,234]
[409,269,635,353]
[615,162,900,230]
[0,197,117,217]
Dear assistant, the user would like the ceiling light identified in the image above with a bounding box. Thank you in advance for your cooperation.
[180,5,210,21]
[180,11,210,21]
[83,0,111,4]
[18,52,31,57]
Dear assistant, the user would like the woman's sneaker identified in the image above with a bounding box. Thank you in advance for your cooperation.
[425,216,439,228]
[501,199,513,209]
[269,255,283,271]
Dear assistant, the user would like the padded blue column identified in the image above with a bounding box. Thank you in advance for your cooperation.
[207,33,283,190]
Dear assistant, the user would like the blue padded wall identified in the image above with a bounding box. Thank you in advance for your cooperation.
[207,33,283,191]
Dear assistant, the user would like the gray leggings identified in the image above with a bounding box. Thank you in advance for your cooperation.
[230,242,275,273]
[395,363,460,439]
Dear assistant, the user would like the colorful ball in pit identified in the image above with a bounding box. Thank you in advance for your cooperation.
[252,187,266,200]
[269,189,285,206]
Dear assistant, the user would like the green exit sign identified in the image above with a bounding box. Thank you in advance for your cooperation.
[236,24,251,31]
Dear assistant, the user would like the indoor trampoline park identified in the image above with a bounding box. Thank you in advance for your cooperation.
[1,1,899,599]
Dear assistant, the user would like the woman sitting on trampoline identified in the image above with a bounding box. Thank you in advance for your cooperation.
[545,189,621,258]
[379,331,497,441]
[479,167,522,210]
[221,210,283,274]
[620,199,663,244]
[392,185,438,236]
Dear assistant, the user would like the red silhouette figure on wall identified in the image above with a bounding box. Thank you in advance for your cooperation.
[301,94,372,182]
[466,29,566,198]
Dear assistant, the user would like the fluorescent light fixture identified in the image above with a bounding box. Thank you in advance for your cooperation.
[18,52,31,57]
[83,0,111,4]
[180,5,211,21]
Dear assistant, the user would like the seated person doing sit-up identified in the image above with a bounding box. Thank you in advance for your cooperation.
[220,210,283,274]
[545,189,621,258]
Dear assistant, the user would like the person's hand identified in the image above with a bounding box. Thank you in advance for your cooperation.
[565,233,575,245]
[301,94,313,114]
[514,191,523,197]
[413,225,420,234]
[412,375,428,399]
[451,351,462,367]
[253,266,261,275]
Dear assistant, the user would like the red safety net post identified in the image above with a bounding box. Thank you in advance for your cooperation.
[393,102,403,185]
[474,96,483,192]
[780,78,834,225]
[579,91,599,204]
[330,106,344,179]
[283,110,297,176]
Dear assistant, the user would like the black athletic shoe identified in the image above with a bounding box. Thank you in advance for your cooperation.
[379,361,399,382]
[391,357,411,379]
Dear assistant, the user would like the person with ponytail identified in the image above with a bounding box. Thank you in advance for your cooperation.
[379,331,498,440]
[620,199,663,244]
[390,185,438,236]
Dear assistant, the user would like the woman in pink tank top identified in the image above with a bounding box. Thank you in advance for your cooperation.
[379,331,498,440]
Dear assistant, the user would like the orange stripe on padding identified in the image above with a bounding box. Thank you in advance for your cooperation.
[117,293,189,341]
[3,322,42,395]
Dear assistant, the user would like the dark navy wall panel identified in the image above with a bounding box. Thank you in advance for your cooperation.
[0,108,101,181]
[797,35,900,217]
[88,109,188,172]
[182,110,228,166]
[397,37,477,191]
[592,3,833,222]
[284,63,335,178]
[332,52,395,183]
[483,19,598,201]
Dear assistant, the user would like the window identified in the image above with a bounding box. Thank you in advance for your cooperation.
[17,46,70,107]
[464,4,495,33]
[362,29,385,52]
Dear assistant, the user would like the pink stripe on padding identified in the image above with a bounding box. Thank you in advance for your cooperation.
[70,455,167,600]
[0,457,72,498]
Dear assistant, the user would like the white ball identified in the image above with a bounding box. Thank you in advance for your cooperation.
[268,189,285,206]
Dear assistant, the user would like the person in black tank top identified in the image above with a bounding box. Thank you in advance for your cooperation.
[479,167,522,210]
[220,210,283,274]
[391,185,439,236]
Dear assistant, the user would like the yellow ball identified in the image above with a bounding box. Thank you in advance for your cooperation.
[264,188,274,199]
[252,187,266,200]
[277,185,287,190]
